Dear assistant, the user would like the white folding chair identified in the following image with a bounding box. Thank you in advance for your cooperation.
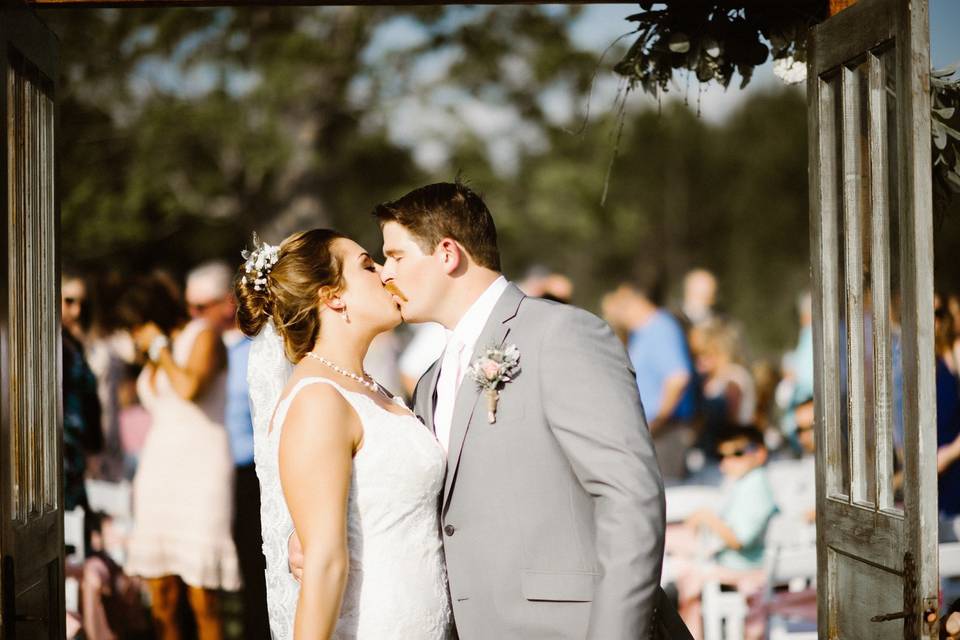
[702,533,819,640]
[63,508,85,614]
[702,579,747,640]
[84,479,132,519]
[84,479,133,565]
[764,544,817,640]
[665,485,723,523]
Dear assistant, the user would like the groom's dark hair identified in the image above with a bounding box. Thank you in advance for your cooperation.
[372,181,501,271]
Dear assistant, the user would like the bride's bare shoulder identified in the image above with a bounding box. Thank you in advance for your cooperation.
[280,377,362,447]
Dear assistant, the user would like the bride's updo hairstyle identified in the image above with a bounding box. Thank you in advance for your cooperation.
[236,229,346,363]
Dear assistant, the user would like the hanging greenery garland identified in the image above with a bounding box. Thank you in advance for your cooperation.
[613,2,825,94]
[933,64,960,213]
[613,2,960,212]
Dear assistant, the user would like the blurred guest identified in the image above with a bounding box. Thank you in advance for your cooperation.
[601,289,631,345]
[775,397,817,539]
[948,293,960,374]
[398,322,447,398]
[541,274,574,303]
[78,511,152,640]
[85,273,138,483]
[116,275,239,640]
[750,360,779,434]
[681,268,719,329]
[611,273,697,481]
[117,364,151,480]
[666,425,777,639]
[62,268,104,514]
[519,265,574,303]
[689,320,757,459]
[930,299,960,541]
[185,261,270,638]
[518,264,551,298]
[775,292,815,447]
[84,335,134,482]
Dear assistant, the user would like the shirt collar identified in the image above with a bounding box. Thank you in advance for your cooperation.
[448,275,509,352]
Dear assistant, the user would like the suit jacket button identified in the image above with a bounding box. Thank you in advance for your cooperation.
[444,524,456,536]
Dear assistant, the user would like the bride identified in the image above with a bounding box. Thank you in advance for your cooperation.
[235,229,452,639]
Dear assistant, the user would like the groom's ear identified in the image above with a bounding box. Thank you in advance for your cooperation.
[436,237,463,275]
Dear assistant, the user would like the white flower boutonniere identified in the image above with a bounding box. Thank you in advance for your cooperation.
[467,344,521,424]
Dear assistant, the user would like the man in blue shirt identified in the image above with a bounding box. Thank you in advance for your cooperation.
[609,276,696,481]
[186,262,269,638]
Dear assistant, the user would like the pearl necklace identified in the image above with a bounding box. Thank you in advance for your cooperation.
[305,352,382,394]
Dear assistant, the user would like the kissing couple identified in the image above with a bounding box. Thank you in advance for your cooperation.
[238,182,689,639]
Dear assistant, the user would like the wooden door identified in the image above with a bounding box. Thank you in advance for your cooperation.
[0,6,63,640]
[808,0,937,638]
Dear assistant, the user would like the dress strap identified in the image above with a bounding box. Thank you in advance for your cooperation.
[270,376,363,437]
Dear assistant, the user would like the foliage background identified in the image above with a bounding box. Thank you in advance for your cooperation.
[46,7,818,357]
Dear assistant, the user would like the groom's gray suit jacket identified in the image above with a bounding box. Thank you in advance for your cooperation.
[414,284,666,640]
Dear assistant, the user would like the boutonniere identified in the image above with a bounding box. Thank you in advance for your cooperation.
[467,344,521,424]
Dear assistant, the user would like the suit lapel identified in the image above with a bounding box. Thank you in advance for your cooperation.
[442,284,525,513]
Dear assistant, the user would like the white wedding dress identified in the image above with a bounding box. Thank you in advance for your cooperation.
[251,334,452,640]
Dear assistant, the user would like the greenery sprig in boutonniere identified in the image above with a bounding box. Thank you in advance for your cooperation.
[467,344,521,424]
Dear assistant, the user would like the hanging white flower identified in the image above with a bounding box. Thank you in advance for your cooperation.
[773,56,807,86]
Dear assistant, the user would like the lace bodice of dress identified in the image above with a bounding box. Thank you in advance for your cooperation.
[257,376,451,640]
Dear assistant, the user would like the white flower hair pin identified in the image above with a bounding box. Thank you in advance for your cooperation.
[241,232,280,292]
[467,344,520,424]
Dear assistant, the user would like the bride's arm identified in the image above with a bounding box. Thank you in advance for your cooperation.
[279,384,361,640]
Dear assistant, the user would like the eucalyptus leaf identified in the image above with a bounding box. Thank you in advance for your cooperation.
[944,121,960,141]
[703,37,721,59]
[947,169,960,192]
[934,121,948,150]
[934,107,957,119]
[932,62,960,78]
[668,32,691,54]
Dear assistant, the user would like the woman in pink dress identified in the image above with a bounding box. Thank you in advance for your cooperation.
[115,275,239,640]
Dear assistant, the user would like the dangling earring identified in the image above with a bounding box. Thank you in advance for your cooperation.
[342,308,350,323]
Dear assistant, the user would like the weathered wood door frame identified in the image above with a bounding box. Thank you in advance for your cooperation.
[808,0,937,637]
[0,7,63,640]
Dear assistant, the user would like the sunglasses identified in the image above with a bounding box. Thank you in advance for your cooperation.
[796,424,815,434]
[719,444,758,459]
[63,297,85,307]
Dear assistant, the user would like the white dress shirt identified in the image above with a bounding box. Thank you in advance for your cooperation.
[433,276,510,453]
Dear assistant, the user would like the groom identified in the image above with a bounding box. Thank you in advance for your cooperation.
[377,182,666,639]
[290,182,674,639]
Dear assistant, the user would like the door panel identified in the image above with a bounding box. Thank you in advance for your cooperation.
[809,0,936,637]
[0,7,62,640]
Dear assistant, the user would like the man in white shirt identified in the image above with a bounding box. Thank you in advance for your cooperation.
[374,182,672,640]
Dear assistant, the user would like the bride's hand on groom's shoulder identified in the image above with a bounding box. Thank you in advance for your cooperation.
[287,530,304,583]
